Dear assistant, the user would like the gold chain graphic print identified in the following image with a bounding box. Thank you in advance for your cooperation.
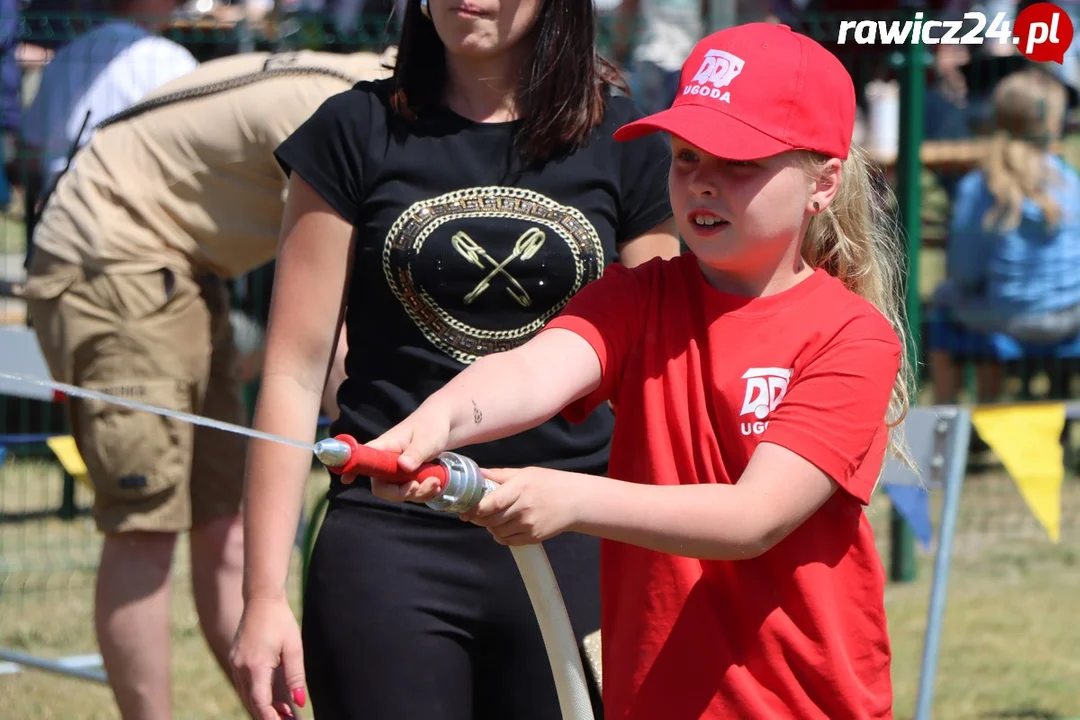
[383,186,605,364]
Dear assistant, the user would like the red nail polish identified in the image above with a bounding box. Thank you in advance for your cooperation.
[292,688,306,707]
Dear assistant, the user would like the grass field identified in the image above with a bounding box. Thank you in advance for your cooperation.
[0,459,324,720]
[1,456,1079,719]
[0,212,25,256]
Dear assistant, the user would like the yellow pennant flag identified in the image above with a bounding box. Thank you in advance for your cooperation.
[971,404,1066,543]
[45,435,92,490]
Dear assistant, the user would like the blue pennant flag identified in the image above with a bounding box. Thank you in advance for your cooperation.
[883,483,932,550]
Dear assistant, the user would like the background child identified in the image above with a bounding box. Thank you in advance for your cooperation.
[928,66,1080,406]
[364,22,910,720]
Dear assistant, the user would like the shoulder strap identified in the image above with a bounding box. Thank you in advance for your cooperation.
[95,52,364,131]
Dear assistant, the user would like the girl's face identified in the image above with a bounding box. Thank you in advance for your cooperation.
[430,0,542,59]
[668,137,831,283]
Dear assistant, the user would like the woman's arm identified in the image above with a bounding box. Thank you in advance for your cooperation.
[242,174,354,603]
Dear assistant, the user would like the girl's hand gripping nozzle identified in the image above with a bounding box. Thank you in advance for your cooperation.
[312,434,494,513]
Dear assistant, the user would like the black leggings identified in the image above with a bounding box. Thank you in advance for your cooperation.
[302,493,604,719]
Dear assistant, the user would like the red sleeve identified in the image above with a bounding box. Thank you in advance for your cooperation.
[760,314,903,505]
[542,260,652,423]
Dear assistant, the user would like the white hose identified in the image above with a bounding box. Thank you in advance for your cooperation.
[509,544,596,720]
[339,449,598,720]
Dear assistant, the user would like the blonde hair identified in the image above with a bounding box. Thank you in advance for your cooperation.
[799,145,913,465]
[982,68,1067,231]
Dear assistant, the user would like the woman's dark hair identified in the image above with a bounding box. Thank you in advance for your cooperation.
[389,0,628,163]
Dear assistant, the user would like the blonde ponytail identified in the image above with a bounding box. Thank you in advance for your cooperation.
[981,68,1067,232]
[800,145,914,466]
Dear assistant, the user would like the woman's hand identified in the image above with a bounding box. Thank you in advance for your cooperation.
[230,597,306,720]
[460,467,585,545]
[360,402,454,503]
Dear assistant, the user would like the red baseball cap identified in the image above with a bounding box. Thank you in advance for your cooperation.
[614,23,856,161]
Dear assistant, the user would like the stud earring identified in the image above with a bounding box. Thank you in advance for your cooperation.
[420,0,431,19]
[812,201,820,211]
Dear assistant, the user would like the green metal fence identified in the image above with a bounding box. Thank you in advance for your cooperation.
[0,6,1079,718]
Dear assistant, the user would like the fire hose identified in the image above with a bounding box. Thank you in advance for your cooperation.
[312,435,596,720]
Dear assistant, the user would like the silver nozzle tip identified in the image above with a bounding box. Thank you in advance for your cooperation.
[313,438,351,468]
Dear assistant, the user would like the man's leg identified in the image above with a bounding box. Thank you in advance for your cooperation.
[64,269,213,719]
[189,512,245,680]
[95,530,178,720]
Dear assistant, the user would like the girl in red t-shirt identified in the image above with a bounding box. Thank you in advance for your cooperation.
[360,22,911,720]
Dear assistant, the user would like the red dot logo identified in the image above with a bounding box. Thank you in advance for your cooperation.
[1014,2,1075,63]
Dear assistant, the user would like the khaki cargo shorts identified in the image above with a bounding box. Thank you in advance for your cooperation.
[23,251,248,534]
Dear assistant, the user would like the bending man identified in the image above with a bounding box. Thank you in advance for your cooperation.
[20,48,390,720]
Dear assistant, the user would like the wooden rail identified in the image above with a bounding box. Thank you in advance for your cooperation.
[870,138,1068,171]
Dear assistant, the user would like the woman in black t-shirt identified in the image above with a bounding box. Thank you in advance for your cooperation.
[230,1,678,718]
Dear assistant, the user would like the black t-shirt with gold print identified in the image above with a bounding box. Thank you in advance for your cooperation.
[275,78,672,506]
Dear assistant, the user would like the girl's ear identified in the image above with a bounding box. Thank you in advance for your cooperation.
[808,158,842,214]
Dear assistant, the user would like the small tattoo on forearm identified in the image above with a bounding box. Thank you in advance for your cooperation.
[472,400,483,425]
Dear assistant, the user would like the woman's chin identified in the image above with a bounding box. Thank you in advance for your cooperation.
[444,31,508,59]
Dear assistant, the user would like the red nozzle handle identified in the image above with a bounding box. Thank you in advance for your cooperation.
[330,434,448,488]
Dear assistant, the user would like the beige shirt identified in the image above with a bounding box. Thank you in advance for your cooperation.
[32,50,392,279]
